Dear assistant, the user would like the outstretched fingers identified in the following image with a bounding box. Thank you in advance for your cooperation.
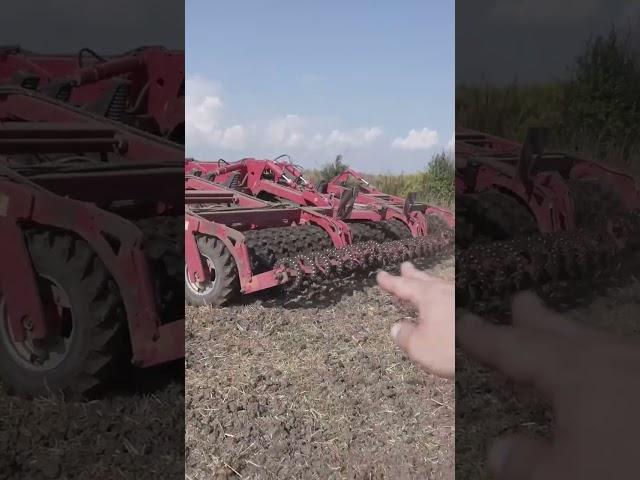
[456,313,567,399]
[400,262,435,281]
[512,292,585,337]
[376,270,423,306]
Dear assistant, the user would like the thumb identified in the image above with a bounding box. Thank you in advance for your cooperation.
[391,320,453,379]
[488,434,552,480]
[391,320,417,356]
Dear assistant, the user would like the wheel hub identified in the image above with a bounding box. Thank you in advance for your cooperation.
[185,254,217,295]
[0,276,74,371]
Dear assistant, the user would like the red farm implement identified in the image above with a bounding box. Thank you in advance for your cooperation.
[0,45,184,143]
[455,126,640,246]
[185,174,453,306]
[0,86,183,397]
[185,156,453,241]
[322,165,454,230]
[454,126,640,308]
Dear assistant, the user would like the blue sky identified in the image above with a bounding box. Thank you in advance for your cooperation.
[186,0,453,173]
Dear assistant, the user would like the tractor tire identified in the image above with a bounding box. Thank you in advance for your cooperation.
[185,236,239,306]
[455,210,476,249]
[568,180,623,228]
[426,214,451,236]
[0,230,127,398]
[470,190,538,242]
[349,222,389,243]
[455,194,474,247]
[136,216,183,323]
[349,220,413,243]
[382,219,413,239]
[245,225,334,273]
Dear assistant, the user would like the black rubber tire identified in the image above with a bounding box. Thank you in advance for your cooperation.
[136,216,183,323]
[0,230,126,398]
[185,236,239,306]
[455,194,476,248]
[455,211,476,249]
[476,190,538,238]
[568,180,623,228]
[383,219,413,239]
[426,214,451,236]
[348,221,404,243]
[245,225,334,273]
[466,190,538,243]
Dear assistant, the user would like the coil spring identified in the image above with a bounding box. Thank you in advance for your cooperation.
[56,84,72,102]
[105,83,129,121]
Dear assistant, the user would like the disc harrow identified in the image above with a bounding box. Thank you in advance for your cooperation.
[185,172,454,305]
[276,229,454,291]
[456,212,640,309]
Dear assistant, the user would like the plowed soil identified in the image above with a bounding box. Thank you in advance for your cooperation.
[0,365,184,479]
[186,256,455,480]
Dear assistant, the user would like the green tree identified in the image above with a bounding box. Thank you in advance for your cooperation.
[423,151,454,206]
[318,155,349,182]
[564,27,640,162]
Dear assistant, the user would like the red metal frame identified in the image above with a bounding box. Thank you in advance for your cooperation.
[184,154,455,302]
[326,167,454,229]
[1,166,184,367]
[0,86,181,163]
[455,127,640,233]
[455,127,521,161]
[185,175,363,291]
[0,86,185,371]
[185,158,432,236]
[0,46,184,142]
[185,212,284,295]
[184,175,451,298]
[185,176,307,293]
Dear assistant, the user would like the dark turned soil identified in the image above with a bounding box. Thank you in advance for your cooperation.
[0,363,184,480]
[186,256,455,480]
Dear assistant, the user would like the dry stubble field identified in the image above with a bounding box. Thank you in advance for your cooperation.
[456,273,640,479]
[186,256,455,480]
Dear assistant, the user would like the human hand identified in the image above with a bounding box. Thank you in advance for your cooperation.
[457,291,640,480]
[376,262,455,378]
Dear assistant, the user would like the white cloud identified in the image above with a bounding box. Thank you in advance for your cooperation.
[185,77,409,170]
[447,132,455,151]
[219,125,247,149]
[265,115,382,150]
[265,114,306,148]
[185,76,247,150]
[391,128,439,150]
[324,127,383,148]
